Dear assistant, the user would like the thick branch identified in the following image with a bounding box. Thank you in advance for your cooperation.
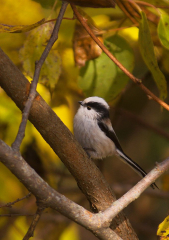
[0,47,137,239]
[0,140,120,240]
[0,139,168,239]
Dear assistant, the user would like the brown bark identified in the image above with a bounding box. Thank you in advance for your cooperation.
[0,48,138,239]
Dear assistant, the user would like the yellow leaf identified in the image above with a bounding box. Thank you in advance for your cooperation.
[157,215,169,239]
[0,0,44,25]
[0,0,45,63]
[20,22,61,91]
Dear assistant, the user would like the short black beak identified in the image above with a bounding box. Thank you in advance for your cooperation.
[78,101,83,106]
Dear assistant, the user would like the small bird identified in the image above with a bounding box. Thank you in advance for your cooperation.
[73,96,157,189]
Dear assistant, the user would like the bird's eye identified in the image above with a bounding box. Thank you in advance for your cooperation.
[87,106,91,110]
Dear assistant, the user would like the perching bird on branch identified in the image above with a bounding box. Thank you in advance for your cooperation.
[74,96,157,189]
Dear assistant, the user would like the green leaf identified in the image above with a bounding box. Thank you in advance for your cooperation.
[158,12,169,50]
[139,11,167,100]
[78,35,134,102]
[20,22,61,91]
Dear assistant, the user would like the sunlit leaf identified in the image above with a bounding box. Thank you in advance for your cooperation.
[20,22,61,91]
[139,11,167,100]
[78,35,134,102]
[0,0,45,64]
[0,19,45,33]
[158,12,169,50]
[0,0,44,26]
[157,215,169,239]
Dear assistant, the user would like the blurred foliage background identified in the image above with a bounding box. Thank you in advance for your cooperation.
[0,0,169,239]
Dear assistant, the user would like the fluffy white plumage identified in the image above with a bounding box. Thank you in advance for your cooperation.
[73,96,157,189]
[74,97,116,158]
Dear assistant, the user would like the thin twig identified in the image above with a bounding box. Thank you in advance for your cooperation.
[75,24,139,39]
[99,158,169,223]
[0,214,34,217]
[154,5,169,9]
[51,0,58,12]
[112,183,169,199]
[58,183,169,199]
[23,204,45,240]
[127,0,142,14]
[115,108,169,140]
[11,1,68,152]
[134,0,161,15]
[0,193,31,208]
[71,4,169,111]
[124,1,141,20]
[116,0,138,24]
[44,16,75,24]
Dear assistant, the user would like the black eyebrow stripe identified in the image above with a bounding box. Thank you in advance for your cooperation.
[84,101,110,119]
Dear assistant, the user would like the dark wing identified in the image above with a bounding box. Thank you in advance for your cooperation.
[97,120,123,152]
[97,120,158,189]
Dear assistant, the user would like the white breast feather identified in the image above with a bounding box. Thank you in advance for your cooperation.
[74,109,115,159]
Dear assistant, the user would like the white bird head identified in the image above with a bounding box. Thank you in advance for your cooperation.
[77,96,110,120]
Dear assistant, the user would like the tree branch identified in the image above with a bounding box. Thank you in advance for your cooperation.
[0,139,121,240]
[116,0,138,24]
[0,193,31,208]
[11,1,68,152]
[99,158,169,223]
[112,183,169,199]
[0,139,168,239]
[0,214,33,217]
[23,203,45,240]
[0,47,138,239]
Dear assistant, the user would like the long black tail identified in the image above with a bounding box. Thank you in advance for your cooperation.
[116,149,158,189]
